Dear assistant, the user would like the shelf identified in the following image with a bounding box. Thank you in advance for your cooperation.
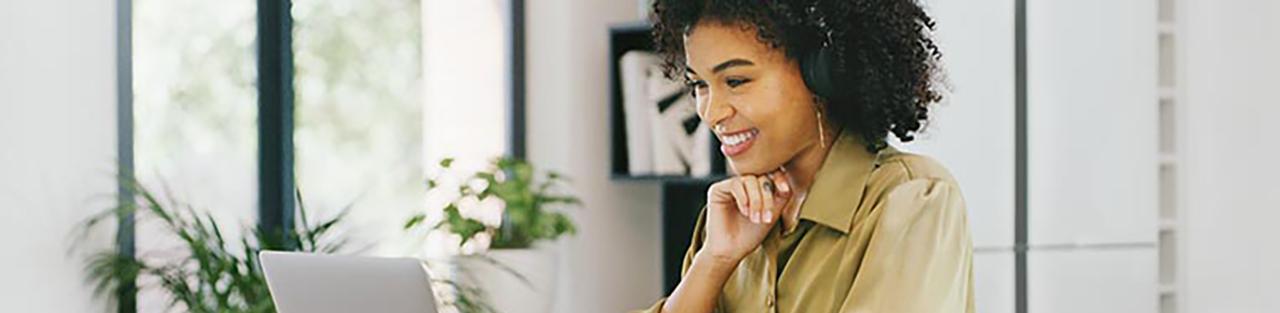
[1156,1,1179,310]
[1159,218,1178,231]
[1158,22,1176,35]
[1158,87,1177,102]
[611,174,729,185]
[608,22,729,183]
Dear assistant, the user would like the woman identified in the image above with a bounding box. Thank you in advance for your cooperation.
[634,0,973,312]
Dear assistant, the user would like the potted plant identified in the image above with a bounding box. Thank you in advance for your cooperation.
[405,156,580,313]
[75,184,350,313]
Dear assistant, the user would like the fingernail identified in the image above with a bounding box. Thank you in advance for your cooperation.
[752,212,760,223]
[763,211,773,223]
[780,182,791,193]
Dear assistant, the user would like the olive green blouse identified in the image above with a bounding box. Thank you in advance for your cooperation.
[634,131,976,313]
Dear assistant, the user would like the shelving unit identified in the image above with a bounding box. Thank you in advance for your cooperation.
[607,22,730,293]
[1156,0,1183,312]
[608,22,729,183]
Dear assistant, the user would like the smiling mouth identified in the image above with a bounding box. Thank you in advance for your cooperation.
[719,128,759,157]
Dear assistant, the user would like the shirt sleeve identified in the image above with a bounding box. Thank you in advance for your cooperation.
[841,178,976,313]
[630,207,712,313]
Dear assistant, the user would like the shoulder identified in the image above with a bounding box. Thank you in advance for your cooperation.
[874,149,957,184]
[863,149,961,200]
[864,149,965,228]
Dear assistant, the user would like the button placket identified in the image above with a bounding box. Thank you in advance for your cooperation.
[762,226,782,312]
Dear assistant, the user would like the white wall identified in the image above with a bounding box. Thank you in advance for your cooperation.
[1183,1,1280,312]
[525,0,666,312]
[0,0,120,312]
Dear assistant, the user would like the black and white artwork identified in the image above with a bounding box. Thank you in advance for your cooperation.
[619,50,711,176]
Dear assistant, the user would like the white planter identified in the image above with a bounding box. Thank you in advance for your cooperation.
[455,243,559,313]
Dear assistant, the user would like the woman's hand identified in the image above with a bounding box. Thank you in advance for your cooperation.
[658,169,796,313]
[701,168,795,263]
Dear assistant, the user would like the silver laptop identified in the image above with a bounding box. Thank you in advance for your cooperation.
[260,251,438,313]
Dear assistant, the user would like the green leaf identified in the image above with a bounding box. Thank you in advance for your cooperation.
[404,214,427,230]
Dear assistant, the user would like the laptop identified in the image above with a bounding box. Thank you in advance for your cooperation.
[260,251,439,313]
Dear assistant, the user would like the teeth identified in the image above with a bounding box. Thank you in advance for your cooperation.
[723,129,757,146]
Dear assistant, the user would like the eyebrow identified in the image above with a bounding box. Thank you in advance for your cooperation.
[687,58,756,75]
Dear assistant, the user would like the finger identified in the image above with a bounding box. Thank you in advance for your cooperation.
[770,169,793,198]
[727,178,750,218]
[771,170,797,218]
[760,177,777,223]
[708,180,731,201]
[742,175,763,223]
[761,172,777,195]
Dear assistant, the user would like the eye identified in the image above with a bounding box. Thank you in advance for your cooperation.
[725,77,751,88]
[686,79,708,89]
[686,79,709,97]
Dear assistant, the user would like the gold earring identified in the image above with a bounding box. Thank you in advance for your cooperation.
[816,109,827,149]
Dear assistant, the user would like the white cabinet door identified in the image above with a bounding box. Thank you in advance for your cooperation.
[1029,248,1157,313]
[974,250,1016,313]
[1027,0,1158,246]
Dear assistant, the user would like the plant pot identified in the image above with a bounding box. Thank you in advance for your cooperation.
[455,243,560,313]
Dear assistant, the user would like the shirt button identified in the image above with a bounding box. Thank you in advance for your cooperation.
[766,294,776,307]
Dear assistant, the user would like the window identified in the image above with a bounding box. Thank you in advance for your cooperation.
[292,0,425,256]
[122,0,522,310]
[131,0,257,310]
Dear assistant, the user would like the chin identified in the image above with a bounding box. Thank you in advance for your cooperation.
[728,157,777,175]
[725,138,792,175]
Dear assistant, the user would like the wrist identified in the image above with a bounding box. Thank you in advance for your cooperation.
[694,250,742,271]
[664,251,740,313]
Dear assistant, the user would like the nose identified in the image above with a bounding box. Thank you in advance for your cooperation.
[699,91,733,132]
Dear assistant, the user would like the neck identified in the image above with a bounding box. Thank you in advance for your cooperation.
[783,128,838,194]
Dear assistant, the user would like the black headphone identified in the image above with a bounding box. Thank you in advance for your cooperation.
[798,3,856,100]
[800,47,844,99]
[800,36,859,100]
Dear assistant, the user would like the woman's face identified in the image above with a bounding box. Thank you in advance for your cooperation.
[684,21,824,175]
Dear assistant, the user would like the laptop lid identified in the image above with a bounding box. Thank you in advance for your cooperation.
[260,251,438,313]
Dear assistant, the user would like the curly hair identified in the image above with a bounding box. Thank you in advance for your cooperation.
[651,0,945,152]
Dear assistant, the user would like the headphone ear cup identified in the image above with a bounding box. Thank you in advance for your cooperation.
[800,48,838,99]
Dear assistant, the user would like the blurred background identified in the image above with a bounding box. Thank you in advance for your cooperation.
[1,0,1278,312]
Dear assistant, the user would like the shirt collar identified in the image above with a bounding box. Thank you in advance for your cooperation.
[797,131,879,234]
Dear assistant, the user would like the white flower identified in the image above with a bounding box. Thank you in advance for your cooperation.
[467,178,489,194]
[456,195,481,216]
[474,196,506,228]
[460,232,491,255]
[457,195,504,228]
[425,187,461,212]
